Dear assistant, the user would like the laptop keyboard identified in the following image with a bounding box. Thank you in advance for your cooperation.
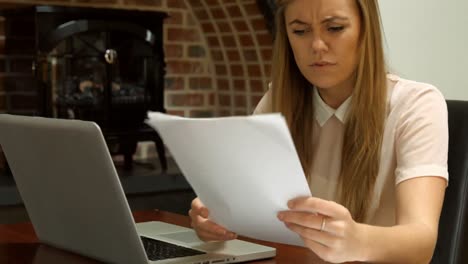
[141,236,206,261]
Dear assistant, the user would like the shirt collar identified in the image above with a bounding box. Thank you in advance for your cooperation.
[313,87,352,127]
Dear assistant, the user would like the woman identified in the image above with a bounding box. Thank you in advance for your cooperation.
[190,0,448,263]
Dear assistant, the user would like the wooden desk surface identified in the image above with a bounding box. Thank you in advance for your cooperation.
[0,210,337,264]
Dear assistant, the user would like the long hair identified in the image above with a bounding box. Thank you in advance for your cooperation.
[271,0,388,222]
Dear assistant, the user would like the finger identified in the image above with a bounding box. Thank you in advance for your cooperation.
[285,222,336,247]
[193,215,231,237]
[278,211,323,230]
[288,197,346,219]
[191,198,209,218]
[196,229,237,242]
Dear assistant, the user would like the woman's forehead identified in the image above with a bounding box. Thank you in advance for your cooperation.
[285,0,359,22]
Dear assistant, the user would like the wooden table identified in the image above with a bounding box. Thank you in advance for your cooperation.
[0,210,339,264]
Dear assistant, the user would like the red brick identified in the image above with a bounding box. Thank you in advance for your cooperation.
[166,110,185,116]
[243,49,258,61]
[217,79,229,91]
[226,50,240,61]
[233,80,246,91]
[248,65,262,76]
[243,3,259,16]
[232,20,249,32]
[215,64,227,75]
[171,94,204,107]
[186,14,197,25]
[251,18,267,31]
[166,11,183,25]
[189,77,212,90]
[218,94,231,107]
[210,8,226,19]
[194,9,209,21]
[230,64,244,76]
[209,93,215,106]
[221,35,236,47]
[201,22,215,33]
[256,32,273,46]
[167,28,201,42]
[167,61,204,74]
[207,36,220,47]
[216,21,232,33]
[188,0,203,8]
[264,64,272,77]
[250,80,266,92]
[164,44,183,58]
[235,109,248,116]
[205,0,219,5]
[219,110,231,117]
[239,35,254,46]
[261,48,273,61]
[187,45,206,57]
[210,49,224,61]
[167,0,186,9]
[234,95,246,107]
[75,0,118,4]
[165,77,184,90]
[227,5,242,17]
[124,0,162,6]
[190,110,214,117]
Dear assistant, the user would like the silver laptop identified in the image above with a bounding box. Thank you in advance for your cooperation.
[0,114,276,264]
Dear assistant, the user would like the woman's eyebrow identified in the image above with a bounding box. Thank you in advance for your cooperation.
[288,16,349,26]
[288,19,309,26]
[321,16,349,24]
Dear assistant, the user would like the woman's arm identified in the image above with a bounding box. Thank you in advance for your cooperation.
[278,176,446,264]
[360,176,446,264]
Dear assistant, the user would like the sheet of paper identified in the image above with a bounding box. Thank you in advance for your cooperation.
[146,112,311,246]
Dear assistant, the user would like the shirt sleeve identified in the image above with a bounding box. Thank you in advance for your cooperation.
[394,83,449,185]
[252,83,273,115]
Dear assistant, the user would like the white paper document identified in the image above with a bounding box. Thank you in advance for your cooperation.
[146,112,311,246]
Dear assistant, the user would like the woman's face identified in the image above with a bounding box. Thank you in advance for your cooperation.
[285,0,362,92]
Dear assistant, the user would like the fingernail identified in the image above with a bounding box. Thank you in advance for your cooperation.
[287,201,294,208]
[227,232,236,239]
[217,229,226,236]
[277,212,284,220]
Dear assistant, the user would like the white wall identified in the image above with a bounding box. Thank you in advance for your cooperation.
[378,0,468,100]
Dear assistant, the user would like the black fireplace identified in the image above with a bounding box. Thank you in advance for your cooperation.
[0,6,169,171]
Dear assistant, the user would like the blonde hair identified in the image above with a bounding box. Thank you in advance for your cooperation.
[271,0,387,222]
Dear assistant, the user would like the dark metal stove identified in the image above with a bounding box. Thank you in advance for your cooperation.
[1,6,169,171]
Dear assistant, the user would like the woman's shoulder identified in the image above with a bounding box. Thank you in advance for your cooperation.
[388,74,447,112]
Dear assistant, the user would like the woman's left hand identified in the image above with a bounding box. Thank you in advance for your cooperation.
[277,197,368,263]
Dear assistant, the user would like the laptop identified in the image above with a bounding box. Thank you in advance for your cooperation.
[0,114,276,264]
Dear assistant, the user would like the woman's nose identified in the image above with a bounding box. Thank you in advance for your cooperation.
[311,35,328,53]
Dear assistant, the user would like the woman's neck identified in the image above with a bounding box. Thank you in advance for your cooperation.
[316,84,354,109]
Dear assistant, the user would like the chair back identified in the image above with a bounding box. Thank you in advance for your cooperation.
[432,100,468,263]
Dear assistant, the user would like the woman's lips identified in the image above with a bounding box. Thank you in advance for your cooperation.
[310,62,336,68]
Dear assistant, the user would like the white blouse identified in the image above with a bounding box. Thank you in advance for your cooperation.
[253,74,449,226]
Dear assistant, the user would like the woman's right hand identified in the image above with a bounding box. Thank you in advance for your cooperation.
[189,197,237,242]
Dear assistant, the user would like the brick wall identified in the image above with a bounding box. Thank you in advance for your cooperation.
[0,0,273,164]
[0,0,272,117]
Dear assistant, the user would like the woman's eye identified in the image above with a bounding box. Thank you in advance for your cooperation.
[328,26,344,32]
[292,29,307,36]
